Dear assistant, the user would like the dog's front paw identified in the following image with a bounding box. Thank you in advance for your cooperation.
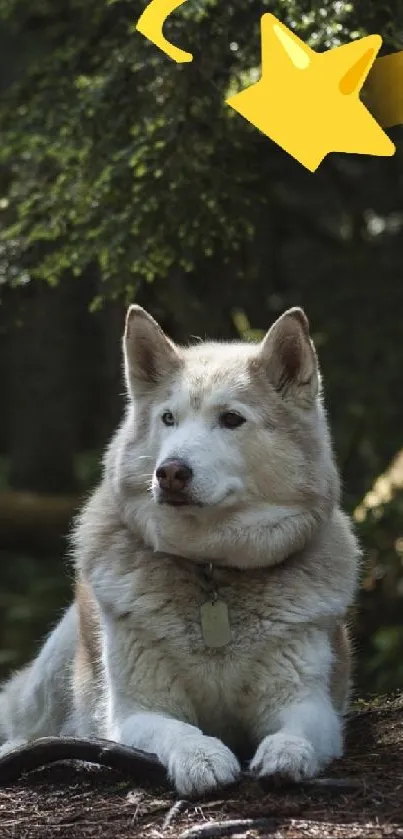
[250,733,319,782]
[167,735,241,797]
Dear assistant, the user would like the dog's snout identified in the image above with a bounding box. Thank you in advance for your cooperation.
[156,459,193,492]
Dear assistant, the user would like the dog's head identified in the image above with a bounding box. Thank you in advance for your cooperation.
[108,305,339,566]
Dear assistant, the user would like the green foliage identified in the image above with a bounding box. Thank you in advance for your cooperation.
[0,0,378,292]
[75,451,102,490]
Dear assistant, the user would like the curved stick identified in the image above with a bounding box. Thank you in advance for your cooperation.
[0,736,168,786]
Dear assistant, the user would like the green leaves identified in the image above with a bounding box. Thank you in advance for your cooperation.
[0,0,364,293]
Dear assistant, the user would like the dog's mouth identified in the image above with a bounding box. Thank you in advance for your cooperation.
[156,489,202,508]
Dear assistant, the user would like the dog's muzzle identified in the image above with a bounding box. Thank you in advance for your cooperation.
[154,458,195,507]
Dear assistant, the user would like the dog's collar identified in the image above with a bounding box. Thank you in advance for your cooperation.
[166,552,291,575]
[158,549,295,577]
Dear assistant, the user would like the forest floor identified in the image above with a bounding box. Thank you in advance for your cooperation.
[0,695,402,839]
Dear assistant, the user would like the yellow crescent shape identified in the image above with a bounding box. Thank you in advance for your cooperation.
[136,0,193,63]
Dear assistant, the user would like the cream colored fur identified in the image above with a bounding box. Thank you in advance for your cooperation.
[0,306,361,797]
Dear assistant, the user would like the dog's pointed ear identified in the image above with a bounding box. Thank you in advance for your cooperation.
[124,305,182,393]
[256,308,319,404]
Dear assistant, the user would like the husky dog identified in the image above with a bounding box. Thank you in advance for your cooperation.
[0,305,360,796]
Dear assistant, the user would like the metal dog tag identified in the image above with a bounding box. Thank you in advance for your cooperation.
[200,599,231,648]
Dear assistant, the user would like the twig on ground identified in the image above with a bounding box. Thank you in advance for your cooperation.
[295,777,362,793]
[179,818,279,838]
[162,799,190,829]
[248,771,362,794]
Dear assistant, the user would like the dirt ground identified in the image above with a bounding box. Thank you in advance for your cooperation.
[0,695,402,839]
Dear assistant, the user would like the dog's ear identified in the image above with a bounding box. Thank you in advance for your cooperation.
[124,306,182,393]
[256,308,319,404]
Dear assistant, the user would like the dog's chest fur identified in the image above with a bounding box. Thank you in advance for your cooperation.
[80,531,341,751]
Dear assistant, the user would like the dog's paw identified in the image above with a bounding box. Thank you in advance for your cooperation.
[250,733,319,782]
[167,735,241,797]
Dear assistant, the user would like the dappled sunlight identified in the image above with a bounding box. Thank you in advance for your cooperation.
[355,449,403,522]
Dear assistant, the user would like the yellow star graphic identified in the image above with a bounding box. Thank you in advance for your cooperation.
[226,14,395,172]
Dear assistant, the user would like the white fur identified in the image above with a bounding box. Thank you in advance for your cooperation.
[0,306,361,796]
[250,693,343,780]
[0,606,77,752]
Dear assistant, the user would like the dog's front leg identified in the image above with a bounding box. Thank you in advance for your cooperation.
[250,692,343,782]
[109,711,241,796]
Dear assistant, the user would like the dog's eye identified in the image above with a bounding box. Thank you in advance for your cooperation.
[162,411,175,427]
[219,411,246,430]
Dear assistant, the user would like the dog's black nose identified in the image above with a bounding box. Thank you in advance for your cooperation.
[156,459,193,492]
